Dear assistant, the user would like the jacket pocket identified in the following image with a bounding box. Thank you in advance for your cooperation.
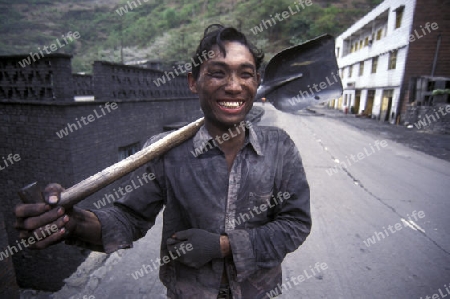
[244,190,273,228]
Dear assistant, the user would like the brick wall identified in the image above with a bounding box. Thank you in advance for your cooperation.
[0,97,201,291]
[93,61,192,101]
[400,0,450,117]
[73,74,93,96]
[0,54,74,102]
[0,102,83,291]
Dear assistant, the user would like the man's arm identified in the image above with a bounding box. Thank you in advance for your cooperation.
[15,134,167,251]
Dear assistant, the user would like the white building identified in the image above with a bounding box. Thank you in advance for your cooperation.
[333,0,417,123]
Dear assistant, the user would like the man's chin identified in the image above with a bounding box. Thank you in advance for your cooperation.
[208,115,247,130]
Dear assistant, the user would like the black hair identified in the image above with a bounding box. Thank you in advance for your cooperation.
[191,24,264,79]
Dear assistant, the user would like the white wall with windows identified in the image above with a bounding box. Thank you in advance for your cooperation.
[334,0,417,122]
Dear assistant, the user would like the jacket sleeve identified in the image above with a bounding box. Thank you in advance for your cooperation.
[226,134,311,281]
[88,135,167,254]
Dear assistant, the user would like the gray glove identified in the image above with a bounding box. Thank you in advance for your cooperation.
[167,228,223,269]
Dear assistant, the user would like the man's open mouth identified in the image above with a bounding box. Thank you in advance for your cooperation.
[217,101,245,109]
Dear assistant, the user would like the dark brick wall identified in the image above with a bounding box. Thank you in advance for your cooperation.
[93,61,192,100]
[400,0,450,117]
[0,97,201,291]
[0,102,84,291]
[73,74,93,96]
[0,212,20,299]
[0,54,74,102]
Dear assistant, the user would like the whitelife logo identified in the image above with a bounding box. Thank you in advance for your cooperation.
[115,0,155,16]
[93,172,156,209]
[55,102,118,139]
[413,105,450,130]
[130,243,193,280]
[250,0,313,35]
[153,50,215,87]
[363,210,425,247]
[18,31,80,68]
[325,140,388,176]
[266,262,329,298]
[0,153,21,172]
[0,225,58,261]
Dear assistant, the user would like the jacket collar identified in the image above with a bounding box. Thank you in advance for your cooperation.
[192,121,263,157]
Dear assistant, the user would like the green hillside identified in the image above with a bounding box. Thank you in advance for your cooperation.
[0,0,382,73]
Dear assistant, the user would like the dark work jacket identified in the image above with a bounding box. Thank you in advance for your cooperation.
[92,122,311,299]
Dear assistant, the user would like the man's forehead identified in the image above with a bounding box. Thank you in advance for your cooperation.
[208,42,256,68]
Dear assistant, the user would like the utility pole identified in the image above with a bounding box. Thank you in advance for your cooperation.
[120,18,124,64]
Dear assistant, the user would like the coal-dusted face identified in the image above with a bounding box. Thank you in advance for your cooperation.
[188,41,260,129]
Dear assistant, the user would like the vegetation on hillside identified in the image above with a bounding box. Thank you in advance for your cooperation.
[0,0,382,73]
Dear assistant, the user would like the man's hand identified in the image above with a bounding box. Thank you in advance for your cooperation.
[167,229,224,269]
[14,183,76,249]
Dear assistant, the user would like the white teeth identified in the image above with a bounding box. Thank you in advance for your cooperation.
[218,101,244,108]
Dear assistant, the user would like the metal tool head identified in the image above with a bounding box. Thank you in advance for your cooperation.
[256,34,343,112]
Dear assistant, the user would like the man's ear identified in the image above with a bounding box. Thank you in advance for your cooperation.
[187,73,198,94]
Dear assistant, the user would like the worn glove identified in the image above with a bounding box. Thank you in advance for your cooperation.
[167,228,223,269]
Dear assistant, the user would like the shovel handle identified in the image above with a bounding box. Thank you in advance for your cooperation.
[19,117,204,209]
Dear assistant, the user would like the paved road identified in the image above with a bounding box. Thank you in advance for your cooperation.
[39,103,450,299]
[260,103,450,298]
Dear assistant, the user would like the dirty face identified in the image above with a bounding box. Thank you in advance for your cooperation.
[188,41,260,129]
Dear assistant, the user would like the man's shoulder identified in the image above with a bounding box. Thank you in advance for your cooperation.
[253,125,292,141]
[142,131,173,149]
[142,130,195,159]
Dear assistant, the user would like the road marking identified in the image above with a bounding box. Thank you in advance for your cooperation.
[401,218,426,233]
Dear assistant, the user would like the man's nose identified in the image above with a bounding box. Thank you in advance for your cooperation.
[224,74,243,93]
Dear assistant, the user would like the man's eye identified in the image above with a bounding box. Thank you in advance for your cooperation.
[241,72,255,79]
[207,71,225,78]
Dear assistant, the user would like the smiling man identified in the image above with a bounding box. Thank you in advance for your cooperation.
[14,24,311,299]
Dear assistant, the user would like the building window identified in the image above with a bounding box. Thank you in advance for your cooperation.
[371,57,378,73]
[364,37,369,47]
[348,65,353,78]
[376,29,383,40]
[336,47,340,58]
[388,50,398,70]
[395,6,405,29]
[118,142,141,161]
[359,40,364,49]
[359,61,365,76]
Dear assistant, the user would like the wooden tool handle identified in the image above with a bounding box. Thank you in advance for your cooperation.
[53,117,204,208]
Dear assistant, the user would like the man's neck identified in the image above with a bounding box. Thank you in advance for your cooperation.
[205,121,247,155]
